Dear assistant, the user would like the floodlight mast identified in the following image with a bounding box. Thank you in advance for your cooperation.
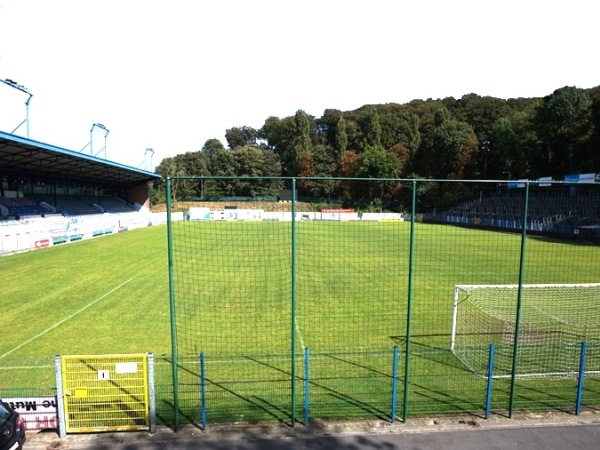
[145,148,154,171]
[91,123,109,159]
[80,122,110,159]
[0,78,33,138]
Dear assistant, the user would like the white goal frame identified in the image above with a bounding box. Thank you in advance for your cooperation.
[450,283,600,378]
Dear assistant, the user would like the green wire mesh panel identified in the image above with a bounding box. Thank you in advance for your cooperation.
[167,178,600,422]
[168,179,409,423]
[170,201,293,423]
[172,219,292,357]
[296,215,408,354]
[294,180,408,420]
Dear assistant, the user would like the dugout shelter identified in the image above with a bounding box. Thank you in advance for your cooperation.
[0,130,160,219]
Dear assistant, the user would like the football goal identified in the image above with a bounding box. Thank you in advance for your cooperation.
[450,283,600,379]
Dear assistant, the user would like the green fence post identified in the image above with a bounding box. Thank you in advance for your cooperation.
[291,177,297,426]
[508,182,529,417]
[402,179,417,422]
[166,176,179,429]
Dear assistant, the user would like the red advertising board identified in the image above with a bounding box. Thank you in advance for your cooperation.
[34,239,50,249]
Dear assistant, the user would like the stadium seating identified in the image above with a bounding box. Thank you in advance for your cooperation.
[31,194,136,216]
[0,195,50,218]
[89,196,138,213]
[437,189,600,237]
[0,194,137,219]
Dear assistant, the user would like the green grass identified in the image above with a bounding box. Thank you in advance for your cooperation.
[2,222,600,425]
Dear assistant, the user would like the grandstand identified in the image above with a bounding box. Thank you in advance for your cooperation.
[431,182,600,241]
[0,131,160,254]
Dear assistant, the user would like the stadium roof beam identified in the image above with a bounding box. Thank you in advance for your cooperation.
[0,130,160,188]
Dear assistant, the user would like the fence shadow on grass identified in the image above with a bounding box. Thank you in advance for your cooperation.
[408,379,487,418]
[247,354,392,422]
[391,337,474,373]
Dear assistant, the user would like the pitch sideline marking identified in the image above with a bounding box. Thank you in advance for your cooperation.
[0,277,135,361]
[295,315,306,352]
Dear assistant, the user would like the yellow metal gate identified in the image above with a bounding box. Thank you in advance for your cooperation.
[58,353,152,433]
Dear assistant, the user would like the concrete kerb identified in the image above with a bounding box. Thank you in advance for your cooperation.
[24,410,600,450]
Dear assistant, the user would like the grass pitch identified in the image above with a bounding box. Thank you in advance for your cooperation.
[2,222,599,423]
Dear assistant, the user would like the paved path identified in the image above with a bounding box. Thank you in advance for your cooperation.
[25,411,600,450]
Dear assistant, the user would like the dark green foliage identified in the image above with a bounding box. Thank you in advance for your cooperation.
[151,85,599,206]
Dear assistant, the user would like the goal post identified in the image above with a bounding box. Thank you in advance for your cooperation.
[450,283,600,378]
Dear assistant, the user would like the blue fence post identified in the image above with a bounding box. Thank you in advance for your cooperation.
[304,347,310,426]
[391,346,399,423]
[200,352,207,429]
[576,342,587,415]
[485,344,495,419]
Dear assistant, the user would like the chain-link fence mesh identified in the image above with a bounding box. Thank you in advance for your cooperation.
[166,177,600,426]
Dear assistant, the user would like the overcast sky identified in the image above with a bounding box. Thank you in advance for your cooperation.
[0,0,598,171]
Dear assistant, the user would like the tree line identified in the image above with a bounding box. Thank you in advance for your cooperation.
[153,85,600,210]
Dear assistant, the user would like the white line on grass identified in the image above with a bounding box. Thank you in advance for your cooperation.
[0,277,134,361]
[295,315,306,352]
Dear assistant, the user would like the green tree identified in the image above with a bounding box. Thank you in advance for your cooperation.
[231,145,264,196]
[533,86,592,175]
[356,145,402,206]
[205,149,236,196]
[260,116,297,177]
[298,144,336,198]
[406,113,421,168]
[587,87,600,170]
[225,126,258,149]
[434,106,451,127]
[452,93,510,142]
[292,110,314,176]
[432,120,477,179]
[260,149,283,196]
[335,115,348,158]
[155,155,194,201]
[202,138,225,158]
[490,117,518,178]
[362,107,382,148]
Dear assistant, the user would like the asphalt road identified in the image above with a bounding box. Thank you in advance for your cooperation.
[24,412,600,450]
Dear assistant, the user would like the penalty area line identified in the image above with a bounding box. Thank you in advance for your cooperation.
[0,277,135,361]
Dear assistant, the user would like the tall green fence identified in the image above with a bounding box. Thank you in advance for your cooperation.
[166,177,600,427]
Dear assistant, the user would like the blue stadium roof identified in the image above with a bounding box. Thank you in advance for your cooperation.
[0,131,160,187]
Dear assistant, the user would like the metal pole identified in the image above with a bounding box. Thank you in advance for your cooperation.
[200,352,207,428]
[402,180,417,422]
[304,347,310,425]
[89,126,94,156]
[166,177,180,429]
[102,130,108,159]
[147,353,156,433]
[25,95,31,138]
[485,344,495,419]
[576,342,587,415]
[508,182,529,417]
[54,355,67,438]
[391,346,399,423]
[291,178,297,426]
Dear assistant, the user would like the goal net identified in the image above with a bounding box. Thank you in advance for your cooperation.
[450,283,600,379]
